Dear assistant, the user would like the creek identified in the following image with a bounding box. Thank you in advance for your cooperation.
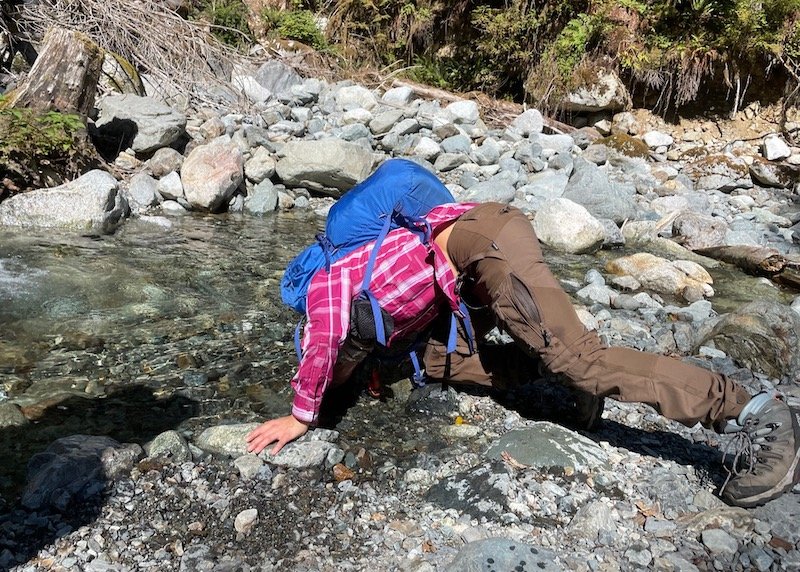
[0,211,795,500]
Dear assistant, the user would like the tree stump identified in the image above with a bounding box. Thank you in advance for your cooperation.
[0,27,103,198]
[3,27,102,116]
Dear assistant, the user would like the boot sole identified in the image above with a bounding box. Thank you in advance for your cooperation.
[728,410,800,508]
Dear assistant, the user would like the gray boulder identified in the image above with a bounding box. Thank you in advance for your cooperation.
[539,133,575,154]
[195,423,259,457]
[181,138,244,211]
[0,170,127,234]
[508,109,544,137]
[95,94,186,155]
[486,423,609,471]
[445,100,480,124]
[562,158,637,224]
[22,435,142,511]
[157,171,184,201]
[145,430,191,463]
[244,147,276,183]
[683,154,753,192]
[126,172,160,211]
[276,139,374,196]
[643,130,674,148]
[441,134,472,155]
[381,86,415,106]
[533,198,605,254]
[605,252,714,302]
[699,300,800,381]
[761,134,792,161]
[231,74,272,104]
[749,158,798,188]
[672,212,728,250]
[520,171,569,200]
[561,69,631,112]
[253,60,303,98]
[369,109,405,135]
[458,180,515,204]
[147,147,183,178]
[582,143,609,165]
[244,179,278,215]
[335,84,378,111]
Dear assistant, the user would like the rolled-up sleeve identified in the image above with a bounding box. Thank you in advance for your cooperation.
[290,265,355,424]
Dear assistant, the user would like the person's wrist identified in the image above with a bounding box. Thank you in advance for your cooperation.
[291,414,312,428]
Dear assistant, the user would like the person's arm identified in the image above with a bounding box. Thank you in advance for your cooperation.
[246,268,353,455]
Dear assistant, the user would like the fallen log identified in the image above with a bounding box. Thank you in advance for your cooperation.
[695,245,800,290]
[694,245,788,275]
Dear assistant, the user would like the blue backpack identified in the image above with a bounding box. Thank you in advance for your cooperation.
[281,158,455,314]
[280,157,474,383]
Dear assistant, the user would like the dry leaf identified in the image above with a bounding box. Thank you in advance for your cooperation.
[500,450,529,470]
[333,463,355,482]
[635,500,660,518]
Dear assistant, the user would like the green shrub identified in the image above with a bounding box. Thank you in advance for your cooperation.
[0,107,94,195]
[270,9,327,50]
[0,108,85,158]
[194,0,252,47]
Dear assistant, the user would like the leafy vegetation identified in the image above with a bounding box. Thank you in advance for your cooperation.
[0,103,96,197]
[312,0,800,114]
[262,5,327,50]
[193,0,253,47]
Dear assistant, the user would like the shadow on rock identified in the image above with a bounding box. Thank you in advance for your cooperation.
[491,377,726,485]
[0,385,199,569]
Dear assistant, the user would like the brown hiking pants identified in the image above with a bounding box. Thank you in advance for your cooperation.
[423,202,751,428]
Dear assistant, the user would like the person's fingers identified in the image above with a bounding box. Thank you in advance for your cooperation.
[269,440,285,456]
[246,428,278,453]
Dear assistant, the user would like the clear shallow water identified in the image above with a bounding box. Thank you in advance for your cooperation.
[0,213,320,375]
[1,212,795,394]
[0,211,796,499]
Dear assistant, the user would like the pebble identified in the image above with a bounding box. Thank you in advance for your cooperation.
[701,528,739,556]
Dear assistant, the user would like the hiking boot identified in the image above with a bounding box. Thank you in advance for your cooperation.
[720,391,800,508]
[572,390,605,432]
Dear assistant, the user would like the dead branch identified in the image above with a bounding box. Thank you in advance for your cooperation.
[13,0,248,107]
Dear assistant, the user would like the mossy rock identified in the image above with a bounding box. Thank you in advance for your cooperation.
[100,52,145,96]
[0,107,100,198]
[679,146,709,161]
[597,133,649,158]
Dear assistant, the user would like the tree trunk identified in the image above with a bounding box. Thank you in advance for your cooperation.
[3,27,102,117]
[695,245,800,290]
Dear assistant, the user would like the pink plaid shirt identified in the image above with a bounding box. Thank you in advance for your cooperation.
[291,202,476,423]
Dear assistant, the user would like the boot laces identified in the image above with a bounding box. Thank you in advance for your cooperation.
[719,416,781,495]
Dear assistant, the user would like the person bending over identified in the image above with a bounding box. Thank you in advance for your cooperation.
[247,201,800,508]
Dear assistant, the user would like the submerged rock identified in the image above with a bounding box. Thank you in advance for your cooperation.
[699,299,800,381]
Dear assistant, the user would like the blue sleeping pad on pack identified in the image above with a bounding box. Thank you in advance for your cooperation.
[280,158,455,316]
